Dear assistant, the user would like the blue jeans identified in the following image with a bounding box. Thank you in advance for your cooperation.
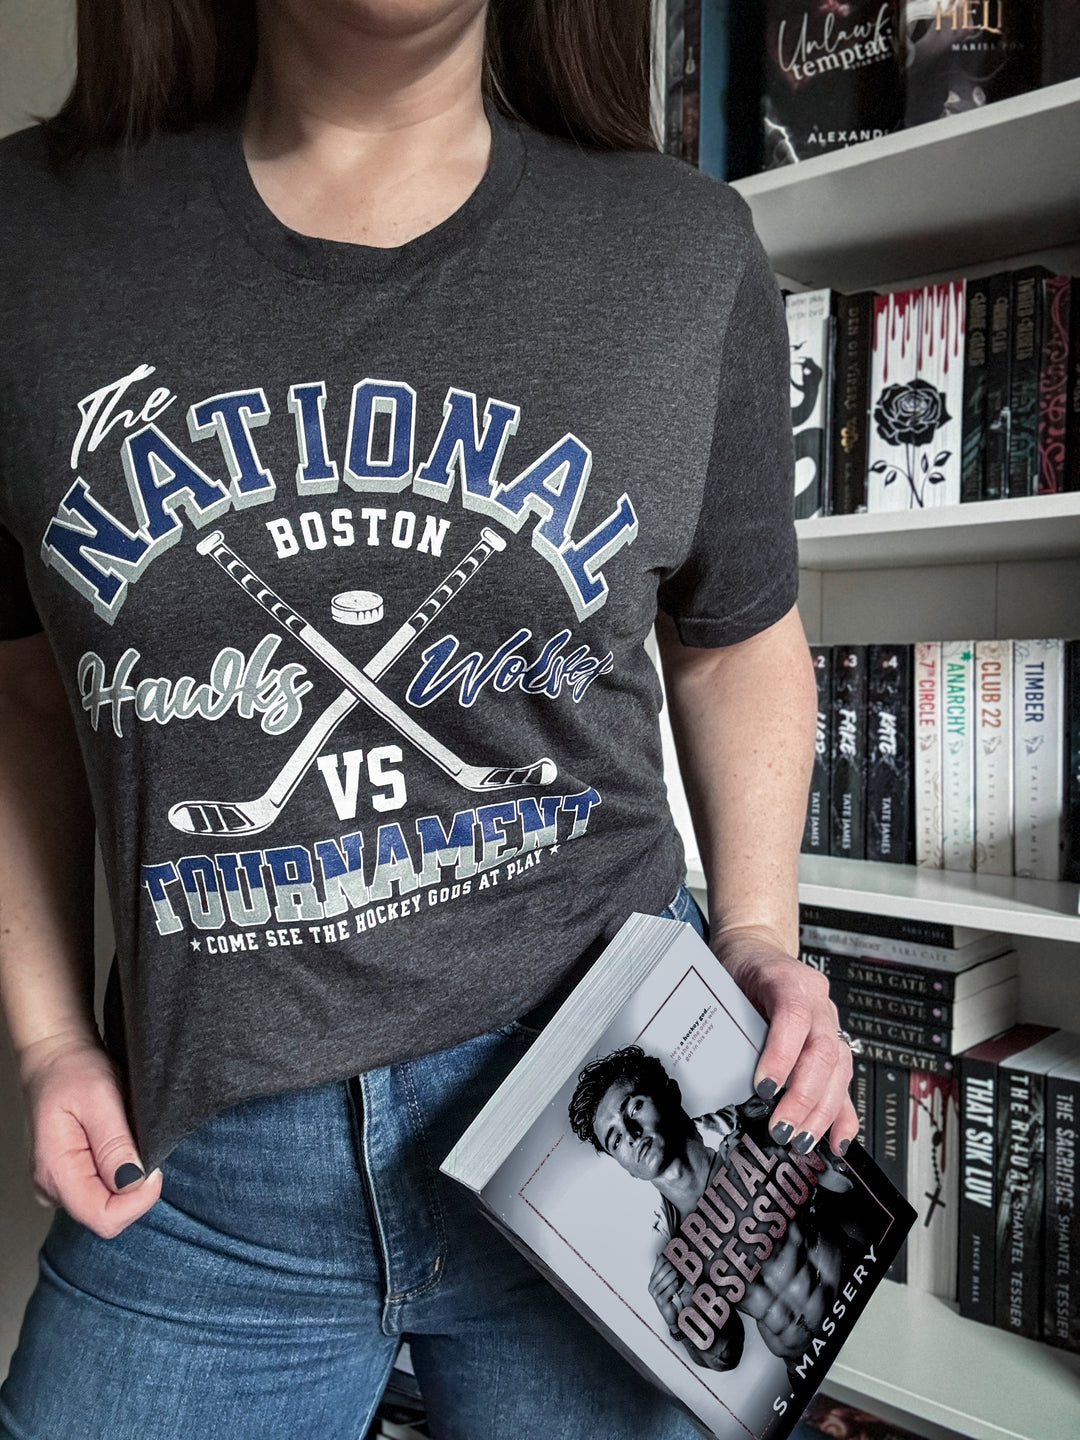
[1,886,707,1440]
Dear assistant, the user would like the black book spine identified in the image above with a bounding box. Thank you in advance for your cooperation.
[995,1066,1047,1338]
[859,1040,957,1077]
[802,947,960,1001]
[1037,275,1071,494]
[829,980,952,1024]
[875,1061,909,1282]
[982,271,1012,500]
[1044,1068,1080,1352]
[681,0,701,166]
[961,275,990,503]
[1006,267,1050,498]
[798,902,957,948]
[838,1007,954,1054]
[803,646,832,855]
[958,1052,1002,1323]
[831,291,874,515]
[830,644,867,859]
[851,1054,875,1158]
[1068,278,1080,493]
[866,643,914,864]
[725,0,764,179]
[1066,639,1080,885]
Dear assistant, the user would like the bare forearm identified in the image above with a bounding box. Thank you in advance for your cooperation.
[0,634,97,1067]
[657,605,817,956]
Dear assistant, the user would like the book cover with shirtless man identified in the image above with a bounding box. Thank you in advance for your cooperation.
[442,914,915,1440]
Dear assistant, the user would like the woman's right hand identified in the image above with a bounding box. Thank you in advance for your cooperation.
[19,1030,162,1238]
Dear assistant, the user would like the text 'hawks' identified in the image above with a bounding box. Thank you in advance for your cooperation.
[43,366,639,625]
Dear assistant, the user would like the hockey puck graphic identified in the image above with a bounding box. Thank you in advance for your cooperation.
[331,590,384,626]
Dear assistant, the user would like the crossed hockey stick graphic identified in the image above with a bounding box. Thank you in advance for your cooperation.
[168,527,557,838]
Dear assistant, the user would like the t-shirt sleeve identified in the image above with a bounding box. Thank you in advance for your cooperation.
[657,230,799,647]
[0,525,43,641]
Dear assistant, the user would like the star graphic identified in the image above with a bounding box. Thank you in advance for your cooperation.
[549,844,560,855]
[190,938,201,951]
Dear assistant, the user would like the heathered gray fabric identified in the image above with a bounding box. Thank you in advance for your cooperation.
[0,109,797,1170]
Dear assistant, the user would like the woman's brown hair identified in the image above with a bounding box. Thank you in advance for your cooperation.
[44,0,655,163]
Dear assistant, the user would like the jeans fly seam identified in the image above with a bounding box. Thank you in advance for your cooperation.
[385,1061,447,1304]
[356,1072,397,1327]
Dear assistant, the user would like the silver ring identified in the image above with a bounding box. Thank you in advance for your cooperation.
[838,1028,864,1055]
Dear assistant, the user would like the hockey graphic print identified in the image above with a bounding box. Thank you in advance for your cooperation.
[40,363,644,951]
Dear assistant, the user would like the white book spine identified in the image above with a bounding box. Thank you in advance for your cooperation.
[916,280,966,507]
[906,1070,960,1300]
[868,288,923,512]
[974,639,1014,876]
[915,641,944,868]
[786,288,833,519]
[1013,638,1066,879]
[942,641,975,871]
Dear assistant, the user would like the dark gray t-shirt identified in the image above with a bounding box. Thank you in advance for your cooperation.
[0,110,797,1170]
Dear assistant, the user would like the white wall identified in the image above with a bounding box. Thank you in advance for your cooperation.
[0,0,79,1379]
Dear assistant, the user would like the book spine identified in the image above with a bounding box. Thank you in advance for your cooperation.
[681,0,701,166]
[802,948,958,1001]
[958,1051,1003,1323]
[838,1007,954,1054]
[961,274,990,503]
[875,1061,909,1282]
[917,280,966,507]
[1006,267,1047,498]
[1044,1068,1080,1352]
[1013,638,1066,880]
[974,639,1014,877]
[982,271,1013,500]
[696,0,729,180]
[941,640,975,872]
[803,645,832,855]
[1066,640,1080,884]
[868,289,923,512]
[866,644,913,863]
[915,641,944,867]
[861,1041,957,1077]
[851,1054,875,1158]
[829,979,954,1024]
[787,289,834,520]
[798,902,957,948]
[830,644,867,859]
[831,291,874,515]
[996,1066,1047,1338]
[907,1070,961,1300]
[1069,278,1080,492]
[798,924,993,970]
[664,0,686,158]
[1037,275,1071,494]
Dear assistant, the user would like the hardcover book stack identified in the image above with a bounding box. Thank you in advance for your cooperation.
[957,1023,1080,1351]
[801,905,1018,1301]
[659,2,1079,179]
[784,269,1080,517]
[801,638,1080,883]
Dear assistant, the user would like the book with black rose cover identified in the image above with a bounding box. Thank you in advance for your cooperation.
[442,914,915,1440]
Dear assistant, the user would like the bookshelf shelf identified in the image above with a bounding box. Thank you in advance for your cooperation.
[826,1280,1080,1440]
[732,79,1080,291]
[796,492,1080,572]
[684,857,1080,944]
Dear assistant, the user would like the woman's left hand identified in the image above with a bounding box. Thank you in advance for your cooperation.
[714,926,858,1157]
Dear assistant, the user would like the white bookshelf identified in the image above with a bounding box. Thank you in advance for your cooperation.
[733,79,1080,291]
[669,83,1080,1440]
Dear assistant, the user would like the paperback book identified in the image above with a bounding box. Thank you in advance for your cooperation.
[802,646,832,856]
[443,915,914,1440]
[1012,637,1065,880]
[830,644,867,859]
[786,289,835,519]
[914,641,944,867]
[941,639,975,871]
[865,643,914,864]
[974,639,1014,876]
[902,0,1038,128]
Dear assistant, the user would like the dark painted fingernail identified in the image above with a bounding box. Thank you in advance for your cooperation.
[839,1138,851,1156]
[770,1121,793,1145]
[755,1077,778,1101]
[114,1163,144,1190]
[792,1131,815,1155]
